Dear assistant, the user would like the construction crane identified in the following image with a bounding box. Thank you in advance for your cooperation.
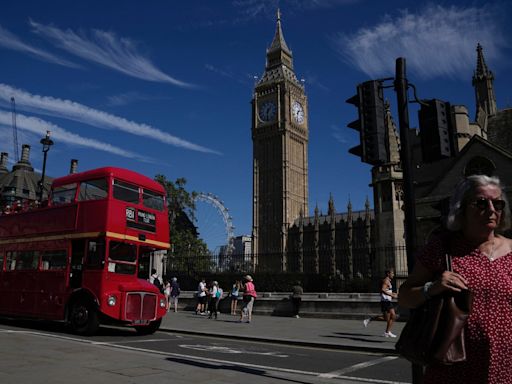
[11,97,19,162]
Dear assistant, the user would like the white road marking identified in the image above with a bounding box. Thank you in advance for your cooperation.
[319,356,398,378]
[0,328,409,384]
[179,344,288,357]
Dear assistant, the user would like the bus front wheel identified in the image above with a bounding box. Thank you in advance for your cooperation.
[69,300,99,336]
[135,318,161,335]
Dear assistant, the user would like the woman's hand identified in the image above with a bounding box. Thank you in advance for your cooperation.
[428,271,468,296]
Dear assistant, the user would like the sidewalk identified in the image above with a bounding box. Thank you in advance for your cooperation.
[160,310,404,354]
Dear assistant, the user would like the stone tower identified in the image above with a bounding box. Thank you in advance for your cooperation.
[371,101,406,278]
[252,10,309,266]
[472,43,497,130]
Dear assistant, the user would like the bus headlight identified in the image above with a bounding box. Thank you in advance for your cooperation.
[159,298,166,308]
[107,295,117,306]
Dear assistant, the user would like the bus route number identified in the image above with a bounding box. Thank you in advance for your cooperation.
[126,207,136,221]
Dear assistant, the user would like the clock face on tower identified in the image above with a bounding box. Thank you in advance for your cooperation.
[258,100,277,122]
[292,101,304,124]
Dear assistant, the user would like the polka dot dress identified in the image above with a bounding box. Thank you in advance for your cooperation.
[418,233,512,384]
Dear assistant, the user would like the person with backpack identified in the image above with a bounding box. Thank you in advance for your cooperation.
[149,268,163,293]
[208,281,222,320]
[230,280,242,315]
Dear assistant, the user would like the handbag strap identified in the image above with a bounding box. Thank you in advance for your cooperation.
[445,253,453,272]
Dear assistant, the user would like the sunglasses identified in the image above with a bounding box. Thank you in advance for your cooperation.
[470,198,506,211]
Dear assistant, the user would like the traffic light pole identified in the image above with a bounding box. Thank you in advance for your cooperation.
[394,57,423,384]
[394,57,417,270]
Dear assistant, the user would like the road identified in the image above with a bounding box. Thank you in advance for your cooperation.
[0,319,412,384]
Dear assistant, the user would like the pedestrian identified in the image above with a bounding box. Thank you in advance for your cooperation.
[163,278,171,311]
[149,268,163,293]
[399,174,512,383]
[239,275,257,323]
[363,269,398,337]
[208,281,221,319]
[195,278,207,315]
[230,280,242,315]
[291,281,303,318]
[170,277,180,312]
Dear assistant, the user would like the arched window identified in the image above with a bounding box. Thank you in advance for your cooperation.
[464,156,496,177]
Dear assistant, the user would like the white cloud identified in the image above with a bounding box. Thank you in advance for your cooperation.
[29,20,196,88]
[332,4,506,79]
[331,125,348,144]
[0,24,80,68]
[0,110,150,161]
[107,92,154,107]
[0,84,221,155]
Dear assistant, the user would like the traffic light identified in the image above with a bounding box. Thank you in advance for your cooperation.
[346,80,388,165]
[418,99,453,163]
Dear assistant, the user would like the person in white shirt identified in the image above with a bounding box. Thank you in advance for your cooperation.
[195,278,207,314]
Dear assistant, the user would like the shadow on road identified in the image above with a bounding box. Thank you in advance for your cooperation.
[0,316,138,337]
[166,356,314,384]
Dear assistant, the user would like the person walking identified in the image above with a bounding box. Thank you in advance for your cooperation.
[163,278,171,311]
[291,281,303,318]
[230,280,241,315]
[399,175,512,383]
[208,281,221,319]
[195,278,207,315]
[169,277,180,312]
[363,269,398,337]
[239,275,257,323]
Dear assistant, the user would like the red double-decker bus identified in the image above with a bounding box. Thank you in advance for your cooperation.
[0,167,170,335]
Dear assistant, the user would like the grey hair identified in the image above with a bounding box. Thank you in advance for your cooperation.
[446,175,510,232]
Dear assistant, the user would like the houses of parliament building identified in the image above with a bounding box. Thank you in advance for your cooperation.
[251,12,512,280]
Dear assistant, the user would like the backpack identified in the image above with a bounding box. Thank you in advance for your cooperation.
[216,288,223,299]
[153,277,164,293]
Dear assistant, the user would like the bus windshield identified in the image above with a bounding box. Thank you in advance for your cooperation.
[108,241,136,275]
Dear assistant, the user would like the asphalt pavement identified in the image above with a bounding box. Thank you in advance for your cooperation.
[160,310,404,354]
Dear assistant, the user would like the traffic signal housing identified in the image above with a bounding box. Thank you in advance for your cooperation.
[418,99,453,163]
[346,80,388,165]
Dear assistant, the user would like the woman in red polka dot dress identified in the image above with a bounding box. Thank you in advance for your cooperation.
[399,175,512,383]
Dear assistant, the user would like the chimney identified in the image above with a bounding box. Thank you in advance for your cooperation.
[0,152,8,173]
[20,144,30,164]
[12,144,34,172]
[70,159,78,174]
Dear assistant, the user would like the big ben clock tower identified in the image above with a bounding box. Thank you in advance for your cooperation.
[252,10,309,268]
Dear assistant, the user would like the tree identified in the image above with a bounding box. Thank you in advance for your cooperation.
[154,175,212,272]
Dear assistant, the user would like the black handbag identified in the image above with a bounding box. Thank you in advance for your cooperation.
[395,254,473,366]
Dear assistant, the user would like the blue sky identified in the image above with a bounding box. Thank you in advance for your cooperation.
[1,1,511,251]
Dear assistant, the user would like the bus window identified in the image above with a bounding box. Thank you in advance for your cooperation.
[15,250,39,270]
[52,183,77,205]
[108,241,136,275]
[6,251,16,271]
[41,250,67,270]
[78,178,108,201]
[86,239,105,269]
[142,189,164,211]
[113,180,139,204]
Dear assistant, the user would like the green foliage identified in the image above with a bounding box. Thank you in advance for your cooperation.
[154,174,209,270]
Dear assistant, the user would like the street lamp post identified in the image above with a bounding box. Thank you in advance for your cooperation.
[38,130,54,202]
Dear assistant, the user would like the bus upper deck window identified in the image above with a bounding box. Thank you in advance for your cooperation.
[113,180,139,204]
[51,183,77,205]
[142,189,164,211]
[78,178,108,201]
